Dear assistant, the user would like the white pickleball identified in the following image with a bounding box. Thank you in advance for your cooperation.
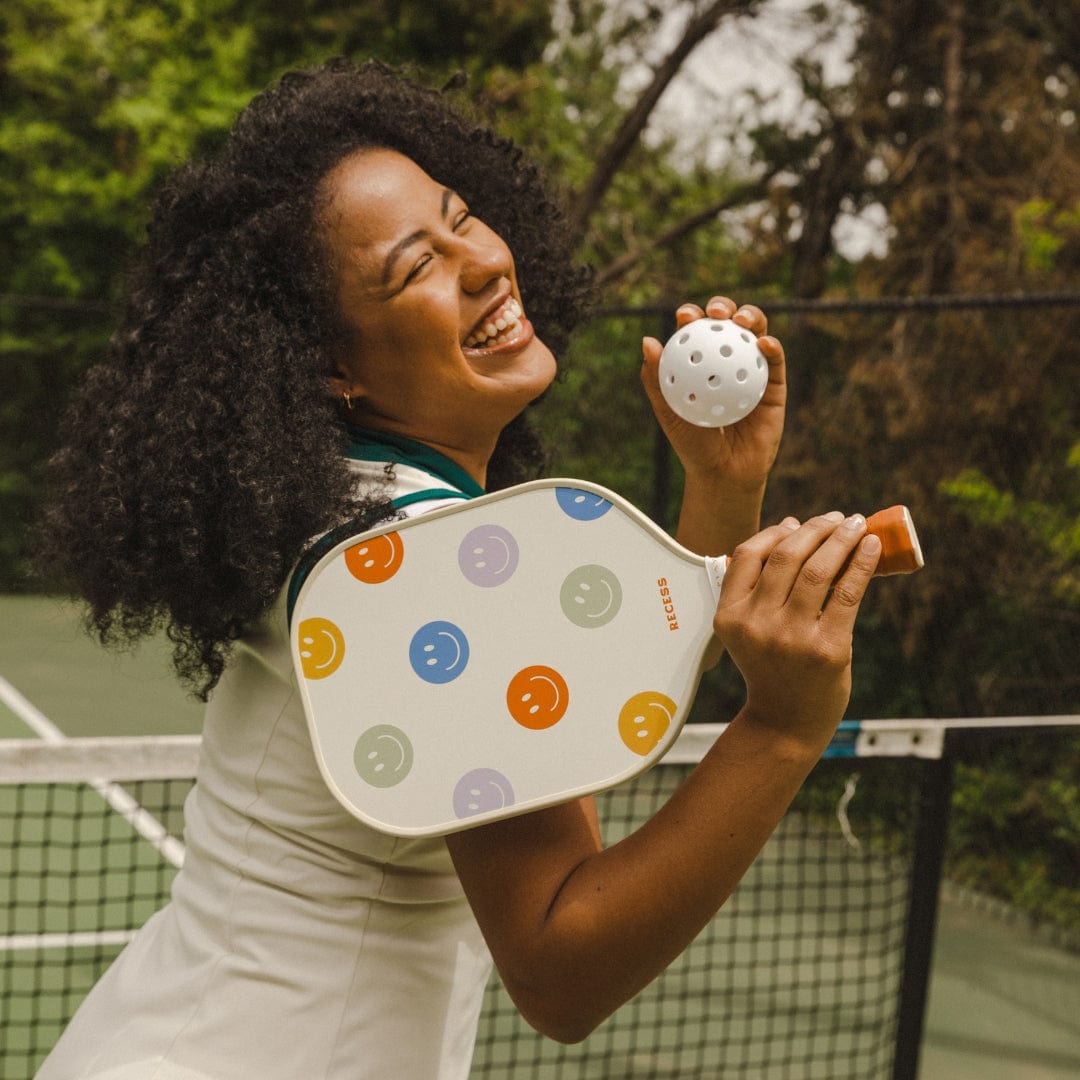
[658,318,769,427]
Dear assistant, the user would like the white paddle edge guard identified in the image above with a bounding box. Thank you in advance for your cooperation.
[704,555,729,605]
[900,505,925,570]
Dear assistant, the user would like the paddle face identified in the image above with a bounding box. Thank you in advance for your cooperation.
[291,479,717,837]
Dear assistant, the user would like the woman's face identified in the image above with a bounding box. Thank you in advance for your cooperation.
[320,148,557,481]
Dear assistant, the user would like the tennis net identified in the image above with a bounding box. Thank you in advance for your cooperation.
[0,721,1014,1079]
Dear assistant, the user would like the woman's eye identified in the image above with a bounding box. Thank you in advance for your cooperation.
[403,254,432,285]
[453,209,471,231]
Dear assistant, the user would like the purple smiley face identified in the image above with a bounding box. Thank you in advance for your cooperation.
[453,768,515,819]
[458,524,519,587]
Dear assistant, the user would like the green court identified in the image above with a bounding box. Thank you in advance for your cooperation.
[0,596,203,739]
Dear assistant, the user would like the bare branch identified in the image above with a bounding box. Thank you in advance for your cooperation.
[591,164,783,289]
[567,0,762,240]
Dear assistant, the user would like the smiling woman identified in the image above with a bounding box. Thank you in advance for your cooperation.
[32,54,883,1080]
[320,148,558,481]
[37,57,590,703]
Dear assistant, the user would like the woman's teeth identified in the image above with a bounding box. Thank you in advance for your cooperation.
[465,298,523,348]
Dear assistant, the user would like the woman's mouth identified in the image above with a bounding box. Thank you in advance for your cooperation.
[464,297,525,350]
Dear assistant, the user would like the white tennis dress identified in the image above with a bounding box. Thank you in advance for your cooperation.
[36,430,494,1080]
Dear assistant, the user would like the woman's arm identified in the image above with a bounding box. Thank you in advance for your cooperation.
[447,513,881,1043]
[641,295,786,669]
[639,296,787,558]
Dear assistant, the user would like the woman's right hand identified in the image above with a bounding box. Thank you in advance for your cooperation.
[714,513,882,753]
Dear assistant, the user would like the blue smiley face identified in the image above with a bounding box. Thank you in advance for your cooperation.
[556,486,613,521]
[409,620,470,684]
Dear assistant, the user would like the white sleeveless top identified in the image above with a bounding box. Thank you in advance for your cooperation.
[36,430,494,1080]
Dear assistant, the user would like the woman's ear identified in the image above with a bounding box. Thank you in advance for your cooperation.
[327,355,365,410]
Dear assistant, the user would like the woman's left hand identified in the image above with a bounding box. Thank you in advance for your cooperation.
[640,295,786,493]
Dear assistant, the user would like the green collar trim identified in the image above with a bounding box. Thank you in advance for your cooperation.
[344,424,485,499]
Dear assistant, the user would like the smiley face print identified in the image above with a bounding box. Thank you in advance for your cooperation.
[458,524,519,587]
[453,767,515,819]
[556,486,613,521]
[618,691,677,756]
[354,725,414,787]
[297,617,346,680]
[560,564,622,629]
[409,620,470,684]
[506,665,570,730]
[344,531,404,584]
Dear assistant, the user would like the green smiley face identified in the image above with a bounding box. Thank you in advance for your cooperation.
[559,564,622,629]
[353,725,414,788]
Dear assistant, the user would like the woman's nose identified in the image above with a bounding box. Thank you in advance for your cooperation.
[459,232,512,294]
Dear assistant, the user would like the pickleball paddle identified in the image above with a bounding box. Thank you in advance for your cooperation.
[290,479,922,837]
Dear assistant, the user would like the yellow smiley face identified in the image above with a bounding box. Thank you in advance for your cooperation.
[618,691,676,756]
[297,617,346,680]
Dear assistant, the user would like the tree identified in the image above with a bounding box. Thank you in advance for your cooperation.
[0,0,555,588]
[662,0,1079,719]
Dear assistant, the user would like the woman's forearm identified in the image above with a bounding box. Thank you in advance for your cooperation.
[451,711,824,1042]
[674,472,767,556]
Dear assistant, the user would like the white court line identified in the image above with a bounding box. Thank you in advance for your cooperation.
[0,671,67,741]
[0,930,137,953]
[0,674,186,868]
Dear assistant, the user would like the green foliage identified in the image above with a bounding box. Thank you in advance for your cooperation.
[534,315,661,509]
[1016,199,1067,274]
[941,459,1080,605]
[1014,197,1080,276]
[950,737,1080,934]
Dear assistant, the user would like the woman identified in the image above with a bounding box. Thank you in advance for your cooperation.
[36,58,881,1079]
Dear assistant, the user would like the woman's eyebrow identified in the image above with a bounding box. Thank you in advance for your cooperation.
[381,187,454,285]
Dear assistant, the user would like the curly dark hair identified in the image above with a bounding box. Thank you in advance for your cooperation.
[37,58,592,699]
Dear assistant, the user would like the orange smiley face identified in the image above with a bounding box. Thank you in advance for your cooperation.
[345,531,404,584]
[618,691,677,756]
[506,665,570,730]
[297,617,346,680]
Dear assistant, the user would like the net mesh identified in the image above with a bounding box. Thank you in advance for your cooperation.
[1,778,190,1078]
[470,761,912,1079]
[1,746,920,1080]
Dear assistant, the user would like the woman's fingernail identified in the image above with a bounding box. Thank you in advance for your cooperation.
[843,513,867,532]
[824,510,845,523]
[781,516,800,529]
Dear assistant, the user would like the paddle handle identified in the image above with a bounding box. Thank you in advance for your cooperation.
[702,505,924,602]
[865,505,924,576]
